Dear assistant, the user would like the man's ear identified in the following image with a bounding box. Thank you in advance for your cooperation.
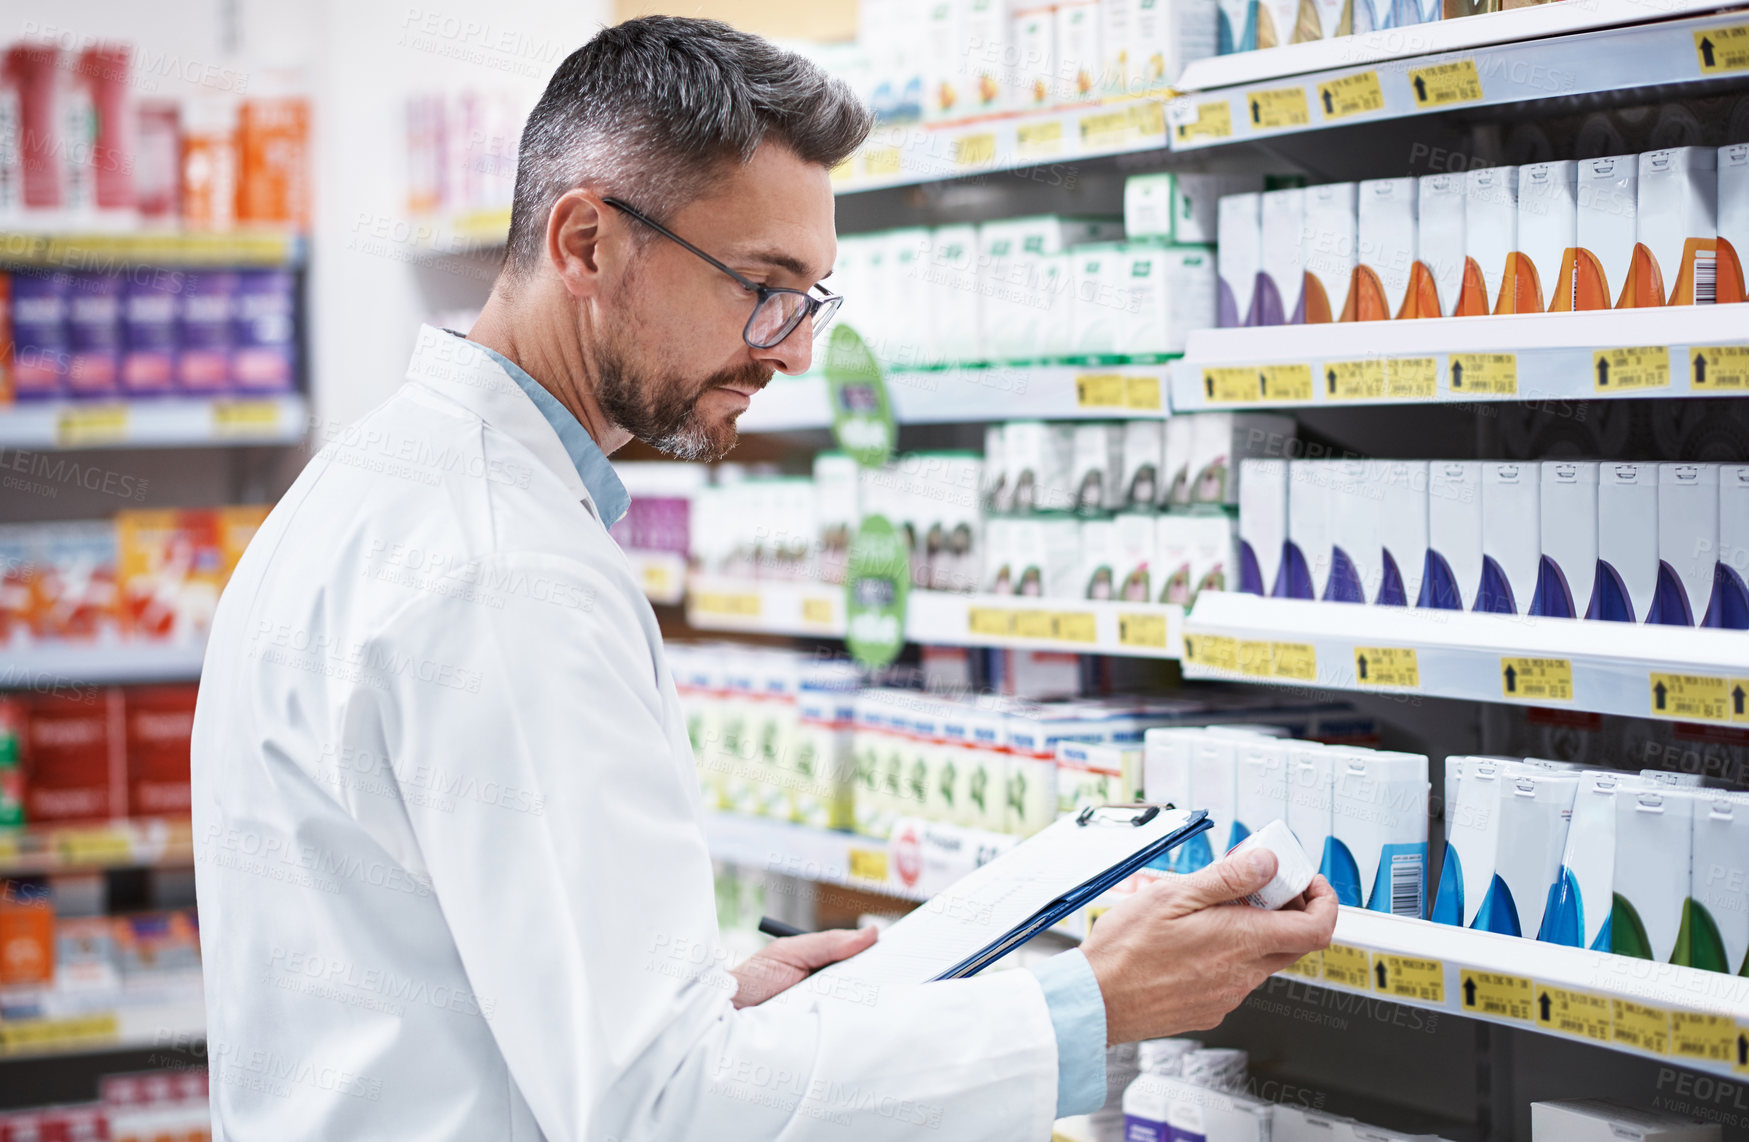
[546,190,609,300]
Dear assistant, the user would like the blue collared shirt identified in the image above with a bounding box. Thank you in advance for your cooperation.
[464,335,1106,1119]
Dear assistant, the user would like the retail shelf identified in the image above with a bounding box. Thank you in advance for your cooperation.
[1169,304,1749,410]
[0,230,305,268]
[0,819,194,877]
[1179,592,1749,724]
[406,209,514,255]
[1164,7,1749,150]
[0,996,205,1061]
[629,550,688,606]
[738,362,1176,433]
[686,574,1187,658]
[2,642,207,687]
[0,395,310,450]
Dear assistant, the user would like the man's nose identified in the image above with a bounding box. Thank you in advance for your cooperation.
[756,315,813,375]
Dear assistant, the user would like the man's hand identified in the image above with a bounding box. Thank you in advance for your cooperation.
[730,926,879,1008]
[1081,848,1338,1044]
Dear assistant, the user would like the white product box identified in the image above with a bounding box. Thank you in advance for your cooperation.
[1433,757,1505,926]
[1480,462,1539,615]
[1054,1,1102,105]
[1257,188,1305,325]
[925,223,982,364]
[1115,512,1158,603]
[924,0,965,123]
[1515,161,1578,313]
[1126,173,1264,244]
[1158,513,1236,606]
[1274,1108,1362,1142]
[1011,517,1083,598]
[1542,771,1623,951]
[1719,465,1749,629]
[1124,245,1218,357]
[1036,253,1074,358]
[984,216,1126,361]
[1282,460,1335,601]
[1376,460,1428,607]
[1235,737,1291,841]
[1486,770,1580,938]
[1219,0,1258,54]
[1135,0,1221,90]
[814,452,862,584]
[1005,420,1077,513]
[1417,174,1466,317]
[1461,166,1520,315]
[1218,192,1262,327]
[1573,155,1637,311]
[1424,461,1482,611]
[927,453,983,593]
[1325,459,1382,604]
[1691,792,1749,976]
[961,0,1008,116]
[1255,0,1296,49]
[1331,749,1430,916]
[1238,457,1288,596]
[1653,463,1718,626]
[1081,517,1120,600]
[1192,732,1244,859]
[1101,0,1136,96]
[1121,421,1165,509]
[964,707,1010,832]
[882,229,934,368]
[792,669,860,829]
[1534,461,1598,619]
[1071,243,1128,356]
[1302,182,1358,323]
[1072,423,1125,514]
[1356,177,1418,320]
[1010,6,1057,111]
[1721,144,1749,303]
[1531,1099,1723,1141]
[1163,415,1196,506]
[1635,147,1719,306]
[1056,740,1142,814]
[1143,726,1197,809]
[1284,741,1334,883]
[984,424,1008,513]
[1613,789,1693,962]
[1189,412,1296,505]
[984,517,1018,593]
[1594,462,1659,623]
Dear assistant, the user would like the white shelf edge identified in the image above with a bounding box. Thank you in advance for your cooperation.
[1,641,209,687]
[0,395,310,450]
[0,996,206,1061]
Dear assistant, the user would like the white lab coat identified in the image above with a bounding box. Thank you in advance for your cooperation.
[191,325,1063,1141]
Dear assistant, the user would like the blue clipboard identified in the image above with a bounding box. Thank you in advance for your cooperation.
[929,806,1211,981]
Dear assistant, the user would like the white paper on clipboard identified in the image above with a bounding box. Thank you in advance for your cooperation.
[807,807,1203,992]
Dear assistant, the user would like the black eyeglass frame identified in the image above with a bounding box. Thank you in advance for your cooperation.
[601,196,843,350]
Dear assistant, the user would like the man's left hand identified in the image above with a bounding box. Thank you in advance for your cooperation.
[730,926,879,1008]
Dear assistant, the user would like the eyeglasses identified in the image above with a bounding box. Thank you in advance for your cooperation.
[602,197,844,350]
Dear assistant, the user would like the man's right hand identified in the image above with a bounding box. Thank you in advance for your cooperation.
[1080,847,1339,1045]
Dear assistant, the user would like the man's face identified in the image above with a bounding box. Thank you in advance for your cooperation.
[594,142,836,461]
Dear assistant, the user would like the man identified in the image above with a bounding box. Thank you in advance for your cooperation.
[192,16,1336,1140]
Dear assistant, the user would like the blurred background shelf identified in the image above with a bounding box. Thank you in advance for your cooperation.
[0,820,194,878]
[0,231,306,269]
[2,643,207,688]
[0,396,309,450]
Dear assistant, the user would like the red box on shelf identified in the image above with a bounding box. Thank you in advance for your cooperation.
[125,684,198,817]
[22,690,125,823]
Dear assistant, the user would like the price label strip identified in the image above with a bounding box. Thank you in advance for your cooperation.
[1076,373,1128,409]
[1372,954,1445,1003]
[1201,367,1261,403]
[1325,359,1386,401]
[1245,86,1311,130]
[1320,944,1373,990]
[969,608,1015,638]
[1408,59,1483,108]
[1259,364,1313,402]
[693,592,762,619]
[1534,984,1613,1044]
[1501,657,1573,702]
[1014,610,1056,641]
[1171,99,1234,143]
[1695,24,1749,74]
[1017,120,1065,159]
[1387,357,1438,398]
[1270,641,1317,682]
[1449,353,1517,396]
[1183,633,1239,672]
[1612,999,1671,1056]
[1053,612,1098,644]
[864,146,903,179]
[1459,970,1535,1023]
[954,133,998,169]
[1317,71,1385,121]
[56,404,130,447]
[1648,672,1734,722]
[1118,612,1168,651]
[1671,1011,1740,1065]
[1689,345,1749,390]
[1354,647,1420,689]
[1238,639,1275,678]
[1593,346,1670,392]
[801,597,836,627]
[1283,950,1323,980]
[1125,375,1163,411]
[849,846,890,884]
[0,1013,121,1055]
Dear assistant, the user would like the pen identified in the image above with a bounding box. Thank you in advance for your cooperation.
[757,916,806,939]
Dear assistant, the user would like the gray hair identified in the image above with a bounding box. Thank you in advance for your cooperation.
[504,16,871,276]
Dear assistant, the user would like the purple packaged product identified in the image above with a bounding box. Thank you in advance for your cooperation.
[67,273,124,398]
[121,272,181,396]
[231,270,296,393]
[11,272,70,400]
[178,271,237,393]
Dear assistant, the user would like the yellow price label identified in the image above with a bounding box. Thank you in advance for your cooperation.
[1080,108,1144,148]
[1594,346,1670,392]
[1125,375,1163,411]
[1173,100,1234,142]
[1317,71,1385,121]
[1053,612,1098,644]
[1450,353,1517,396]
[58,828,135,867]
[1184,633,1238,671]
[1014,610,1055,640]
[1237,639,1274,678]
[848,846,889,883]
[1245,86,1310,130]
[1650,672,1732,722]
[1283,950,1322,979]
[639,561,673,600]
[55,404,129,447]
[829,158,853,184]
[1695,24,1749,74]
[1738,1022,1749,1075]
[1355,647,1419,689]
[863,146,903,178]
[1671,1011,1740,1064]
[1373,954,1445,1003]
[1117,612,1168,650]
[801,597,835,627]
[1076,373,1127,409]
[1387,357,1438,398]
[694,592,761,619]
[1408,58,1484,107]
[1535,985,1612,1043]
[1259,364,1313,402]
[0,833,19,865]
[1690,345,1749,390]
[1325,359,1385,401]
[1459,970,1534,1022]
[1201,367,1260,403]
[1612,999,1671,1056]
[1130,103,1166,136]
[1321,944,1372,990]
[1271,641,1317,682]
[0,1013,120,1054]
[954,133,997,169]
[968,608,1014,638]
[1736,679,1749,725]
[1502,657,1573,702]
[1017,120,1064,159]
[211,398,282,435]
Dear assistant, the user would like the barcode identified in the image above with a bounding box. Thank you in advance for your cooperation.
[1390,852,1424,917]
[1694,249,1717,303]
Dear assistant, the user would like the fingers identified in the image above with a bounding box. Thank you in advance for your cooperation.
[1243,876,1339,955]
[1174,846,1278,911]
[770,925,878,971]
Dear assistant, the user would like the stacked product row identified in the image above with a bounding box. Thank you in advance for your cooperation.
[0,884,199,1001]
[0,507,269,648]
[0,685,196,827]
[1218,145,1749,326]
[3,269,299,401]
[0,1069,210,1142]
[403,88,525,221]
[1438,758,1749,977]
[2,39,309,229]
[1237,459,1749,627]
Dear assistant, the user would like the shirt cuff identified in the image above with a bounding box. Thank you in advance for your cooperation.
[1030,948,1108,1118]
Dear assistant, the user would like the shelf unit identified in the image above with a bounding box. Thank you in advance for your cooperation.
[2,642,207,687]
[0,230,306,268]
[1169,305,1749,411]
[685,574,1187,658]
[0,996,206,1061]
[629,551,689,606]
[1180,592,1749,725]
[0,819,194,878]
[0,395,310,450]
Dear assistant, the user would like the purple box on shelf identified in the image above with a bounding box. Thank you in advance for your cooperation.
[11,272,71,400]
[121,272,182,396]
[231,270,297,393]
[178,271,237,394]
[67,273,124,399]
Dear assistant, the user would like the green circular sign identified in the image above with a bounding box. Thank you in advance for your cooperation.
[824,325,895,469]
[844,514,909,669]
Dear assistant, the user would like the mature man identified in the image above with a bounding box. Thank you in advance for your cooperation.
[192,16,1335,1140]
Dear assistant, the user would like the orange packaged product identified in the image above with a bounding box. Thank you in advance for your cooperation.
[1619,147,1719,308]
[236,95,310,228]
[180,98,238,231]
[29,521,122,643]
[0,878,55,986]
[216,503,271,578]
[0,526,33,647]
[116,509,224,642]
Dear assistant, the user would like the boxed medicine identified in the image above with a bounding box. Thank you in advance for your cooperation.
[1115,512,1157,602]
[1280,460,1334,601]
[1124,244,1218,358]
[1613,789,1693,962]
[1479,462,1540,616]
[1594,462,1660,622]
[1301,182,1358,323]
[1628,147,1718,307]
[1125,173,1263,245]
[1188,412,1295,505]
[1257,188,1305,325]
[1422,461,1482,611]
[1531,1099,1723,1141]
[1571,155,1637,311]
[1532,461,1598,619]
[1720,143,1749,304]
[1330,749,1430,916]
[1238,458,1288,596]
[1688,793,1749,976]
[1218,193,1262,328]
[1458,166,1519,316]
[1509,161,1578,314]
[1354,177,1417,321]
[1716,465,1749,629]
[1120,421,1165,509]
[1005,420,1077,513]
[1648,463,1718,627]
[1324,459,1381,604]
[1541,772,1623,951]
[1376,460,1428,606]
[1414,174,1466,318]
[1071,423,1125,514]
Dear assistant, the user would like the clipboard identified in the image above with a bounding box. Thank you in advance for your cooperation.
[806,806,1210,994]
